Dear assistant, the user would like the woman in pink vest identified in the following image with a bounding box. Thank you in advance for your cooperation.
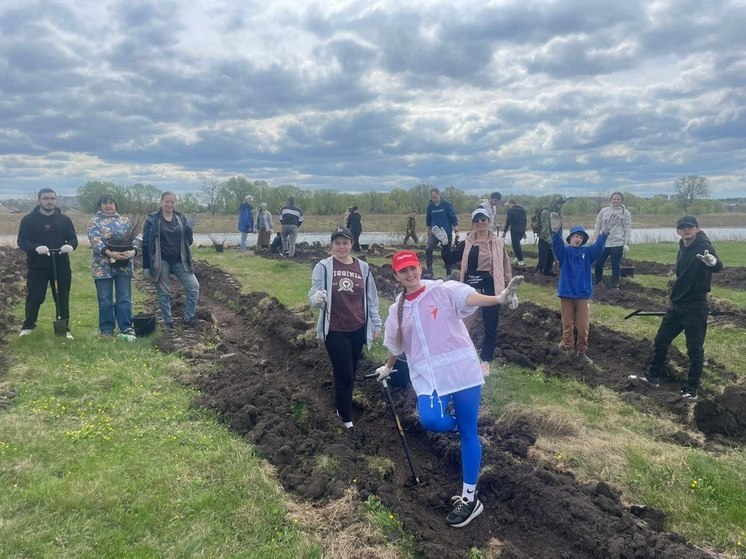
[375,251,523,528]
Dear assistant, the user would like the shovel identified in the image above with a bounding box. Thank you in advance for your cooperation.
[624,309,666,320]
[365,372,421,486]
[49,249,69,337]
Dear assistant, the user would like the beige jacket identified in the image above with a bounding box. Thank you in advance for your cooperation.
[458,231,512,294]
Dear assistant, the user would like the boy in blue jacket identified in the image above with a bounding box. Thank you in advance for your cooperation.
[551,212,620,363]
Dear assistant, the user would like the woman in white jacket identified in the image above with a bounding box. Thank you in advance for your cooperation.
[376,250,522,529]
[593,192,632,288]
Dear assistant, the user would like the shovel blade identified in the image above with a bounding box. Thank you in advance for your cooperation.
[53,319,68,337]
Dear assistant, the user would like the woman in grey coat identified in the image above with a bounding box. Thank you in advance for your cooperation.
[593,192,632,288]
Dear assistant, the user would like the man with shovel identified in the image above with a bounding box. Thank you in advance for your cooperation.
[17,188,78,339]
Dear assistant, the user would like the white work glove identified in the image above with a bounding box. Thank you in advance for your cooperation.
[497,275,524,305]
[623,244,630,255]
[122,250,136,259]
[431,225,449,245]
[603,214,621,234]
[550,212,561,233]
[506,293,519,310]
[60,244,74,254]
[312,290,327,305]
[375,364,393,381]
[36,245,50,255]
[697,250,717,267]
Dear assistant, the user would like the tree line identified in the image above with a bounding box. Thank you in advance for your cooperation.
[0,175,728,217]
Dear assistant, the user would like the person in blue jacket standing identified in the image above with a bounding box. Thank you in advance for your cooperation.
[237,195,255,252]
[425,187,459,277]
[551,212,620,363]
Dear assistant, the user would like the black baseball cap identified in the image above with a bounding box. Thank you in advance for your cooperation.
[676,216,699,229]
[331,226,353,240]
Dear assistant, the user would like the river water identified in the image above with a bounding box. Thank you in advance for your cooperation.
[2,227,745,248]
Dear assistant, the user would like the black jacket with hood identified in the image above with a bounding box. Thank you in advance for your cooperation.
[669,231,723,304]
[17,207,78,269]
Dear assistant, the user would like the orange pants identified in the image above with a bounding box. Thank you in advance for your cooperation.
[560,298,590,353]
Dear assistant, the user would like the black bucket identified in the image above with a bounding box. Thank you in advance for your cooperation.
[133,313,156,337]
[213,244,225,253]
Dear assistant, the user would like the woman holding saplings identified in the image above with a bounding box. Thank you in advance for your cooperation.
[309,226,382,445]
[376,250,523,528]
[87,194,138,338]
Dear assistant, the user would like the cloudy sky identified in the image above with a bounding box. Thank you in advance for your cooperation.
[1,0,745,199]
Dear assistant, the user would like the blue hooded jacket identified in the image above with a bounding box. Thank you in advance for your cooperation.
[552,226,607,299]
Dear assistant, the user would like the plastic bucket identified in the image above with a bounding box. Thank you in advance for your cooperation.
[132,313,156,337]
[214,244,225,253]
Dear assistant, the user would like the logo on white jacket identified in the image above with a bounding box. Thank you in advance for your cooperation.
[429,305,438,321]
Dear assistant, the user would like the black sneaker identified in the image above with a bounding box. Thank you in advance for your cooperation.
[628,374,661,387]
[446,494,484,528]
[576,352,593,364]
[680,388,698,400]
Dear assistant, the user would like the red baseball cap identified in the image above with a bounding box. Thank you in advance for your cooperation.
[392,250,420,272]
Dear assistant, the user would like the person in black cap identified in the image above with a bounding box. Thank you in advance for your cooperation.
[309,226,382,445]
[629,216,723,400]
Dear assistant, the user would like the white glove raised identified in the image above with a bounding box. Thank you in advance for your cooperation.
[697,250,717,267]
[311,290,327,305]
[36,245,50,255]
[623,244,630,255]
[431,225,449,245]
[550,212,561,233]
[497,275,524,305]
[60,244,74,254]
[507,294,519,310]
[375,364,394,381]
[603,214,621,234]
[122,250,136,259]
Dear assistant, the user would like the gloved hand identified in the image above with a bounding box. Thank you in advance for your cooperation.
[311,289,327,305]
[623,244,630,255]
[603,214,621,234]
[697,250,717,267]
[375,364,393,381]
[60,244,74,254]
[550,212,561,233]
[507,294,519,310]
[122,250,136,259]
[431,225,449,246]
[497,275,524,304]
[36,245,50,255]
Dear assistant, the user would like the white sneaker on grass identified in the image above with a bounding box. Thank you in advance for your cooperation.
[19,329,32,337]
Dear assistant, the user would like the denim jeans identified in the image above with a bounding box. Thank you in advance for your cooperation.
[595,246,624,286]
[240,231,249,252]
[156,260,200,323]
[95,273,133,334]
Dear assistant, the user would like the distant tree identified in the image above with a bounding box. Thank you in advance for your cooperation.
[313,189,344,215]
[674,175,710,213]
[77,181,127,213]
[199,179,221,215]
[409,183,433,213]
[177,192,202,214]
[366,189,382,214]
[443,186,468,212]
[127,183,161,215]
[593,189,610,213]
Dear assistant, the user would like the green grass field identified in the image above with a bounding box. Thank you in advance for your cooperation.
[1,242,745,557]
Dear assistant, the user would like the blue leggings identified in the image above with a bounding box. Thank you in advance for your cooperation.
[417,385,482,485]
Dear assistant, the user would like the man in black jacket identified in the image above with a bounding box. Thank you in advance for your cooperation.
[16,188,78,338]
[502,199,527,266]
[631,216,723,400]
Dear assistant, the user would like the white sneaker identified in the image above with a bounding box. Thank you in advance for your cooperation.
[19,329,32,337]
[65,332,74,340]
[517,260,524,266]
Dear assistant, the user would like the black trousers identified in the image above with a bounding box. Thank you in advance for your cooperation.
[535,238,554,275]
[477,280,501,362]
[594,246,623,286]
[425,233,453,275]
[324,326,366,423]
[510,230,525,261]
[647,300,708,390]
[23,266,72,330]
[350,226,362,252]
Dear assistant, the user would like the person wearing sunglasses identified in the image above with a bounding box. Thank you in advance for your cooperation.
[457,208,515,376]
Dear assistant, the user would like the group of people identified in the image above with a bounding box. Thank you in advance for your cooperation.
[237,195,305,257]
[17,186,723,530]
[17,189,200,339]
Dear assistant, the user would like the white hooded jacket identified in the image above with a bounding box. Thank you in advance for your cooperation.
[593,205,632,248]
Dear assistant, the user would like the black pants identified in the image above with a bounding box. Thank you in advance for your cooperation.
[350,226,362,252]
[324,326,366,423]
[23,266,72,330]
[535,238,554,275]
[595,246,623,286]
[425,233,453,275]
[477,280,501,362]
[647,300,708,391]
[510,230,525,262]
